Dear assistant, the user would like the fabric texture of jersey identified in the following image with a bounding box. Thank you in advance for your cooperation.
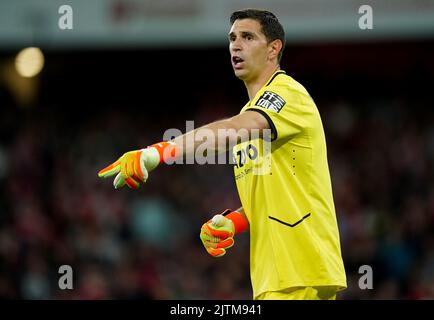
[256,286,337,300]
[233,70,347,299]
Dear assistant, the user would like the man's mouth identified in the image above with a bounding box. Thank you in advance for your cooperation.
[232,56,245,69]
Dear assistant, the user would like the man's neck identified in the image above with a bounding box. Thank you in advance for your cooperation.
[244,64,280,101]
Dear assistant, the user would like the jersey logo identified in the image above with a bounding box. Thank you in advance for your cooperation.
[255,91,286,113]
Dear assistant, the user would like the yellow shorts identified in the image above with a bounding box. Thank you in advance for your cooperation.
[256,286,337,300]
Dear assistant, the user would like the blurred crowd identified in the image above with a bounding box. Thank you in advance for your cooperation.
[323,99,434,299]
[0,51,433,300]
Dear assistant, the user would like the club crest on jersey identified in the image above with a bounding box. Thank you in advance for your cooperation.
[255,91,286,113]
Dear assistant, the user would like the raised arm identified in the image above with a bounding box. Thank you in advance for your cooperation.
[98,111,269,189]
[172,110,270,158]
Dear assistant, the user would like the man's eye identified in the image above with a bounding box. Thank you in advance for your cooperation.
[246,36,253,41]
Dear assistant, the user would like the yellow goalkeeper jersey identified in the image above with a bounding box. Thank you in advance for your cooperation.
[233,70,347,299]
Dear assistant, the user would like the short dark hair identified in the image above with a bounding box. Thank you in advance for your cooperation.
[230,9,286,63]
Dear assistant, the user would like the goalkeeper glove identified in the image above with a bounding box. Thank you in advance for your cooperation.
[200,209,249,257]
[98,141,178,189]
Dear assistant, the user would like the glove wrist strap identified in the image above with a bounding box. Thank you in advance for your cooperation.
[149,141,179,164]
[223,209,249,234]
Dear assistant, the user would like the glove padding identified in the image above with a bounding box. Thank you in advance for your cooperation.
[98,147,160,189]
[200,214,235,257]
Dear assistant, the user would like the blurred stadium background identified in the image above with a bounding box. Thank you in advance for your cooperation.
[0,0,433,299]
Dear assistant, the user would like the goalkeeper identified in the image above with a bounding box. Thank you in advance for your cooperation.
[99,9,347,300]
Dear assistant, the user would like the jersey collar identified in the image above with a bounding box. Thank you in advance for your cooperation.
[265,69,286,87]
[247,70,286,107]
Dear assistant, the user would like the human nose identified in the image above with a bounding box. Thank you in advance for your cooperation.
[230,38,242,53]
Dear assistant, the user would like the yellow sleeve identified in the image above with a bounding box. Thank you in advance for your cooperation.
[244,85,311,142]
